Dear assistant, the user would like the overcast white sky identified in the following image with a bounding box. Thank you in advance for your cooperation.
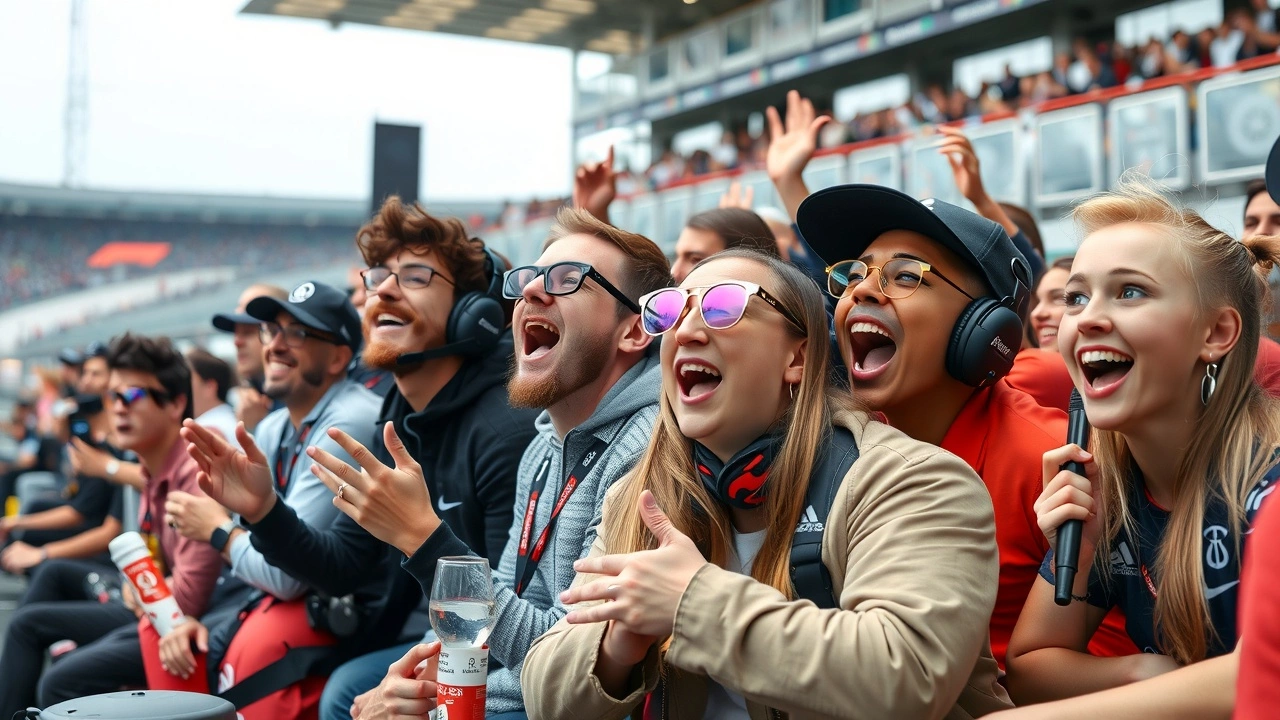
[0,0,576,201]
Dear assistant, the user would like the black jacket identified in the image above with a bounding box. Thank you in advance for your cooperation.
[245,334,538,641]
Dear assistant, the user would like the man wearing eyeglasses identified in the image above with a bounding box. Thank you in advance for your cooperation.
[0,334,230,715]
[299,207,669,720]
[184,199,541,719]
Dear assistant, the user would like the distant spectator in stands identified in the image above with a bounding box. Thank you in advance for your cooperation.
[1139,38,1171,79]
[710,130,740,171]
[1197,28,1216,68]
[671,208,780,284]
[1070,45,1117,92]
[212,283,287,433]
[1052,53,1074,93]
[1250,0,1280,52]
[185,348,239,447]
[1168,30,1198,70]
[996,64,1021,104]
[1241,179,1280,389]
[1212,19,1246,67]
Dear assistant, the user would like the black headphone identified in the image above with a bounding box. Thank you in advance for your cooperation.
[945,257,1031,388]
[396,245,508,366]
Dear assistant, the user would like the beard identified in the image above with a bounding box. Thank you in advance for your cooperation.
[361,303,433,372]
[508,331,613,410]
[263,358,327,400]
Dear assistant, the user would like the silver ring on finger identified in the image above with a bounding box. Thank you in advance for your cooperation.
[337,483,348,501]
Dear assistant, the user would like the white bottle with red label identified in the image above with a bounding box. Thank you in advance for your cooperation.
[109,531,187,636]
[430,557,495,720]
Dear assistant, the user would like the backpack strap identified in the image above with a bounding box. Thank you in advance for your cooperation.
[790,427,859,609]
[216,644,335,710]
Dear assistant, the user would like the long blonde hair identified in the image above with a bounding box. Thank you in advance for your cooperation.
[602,249,859,598]
[1072,180,1280,663]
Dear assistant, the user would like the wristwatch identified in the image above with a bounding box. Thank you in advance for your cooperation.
[209,520,238,552]
[105,460,120,477]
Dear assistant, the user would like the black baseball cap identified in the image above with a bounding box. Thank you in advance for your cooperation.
[796,184,1030,304]
[57,348,84,367]
[246,281,362,353]
[211,309,259,333]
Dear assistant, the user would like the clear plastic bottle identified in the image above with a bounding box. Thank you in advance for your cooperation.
[430,556,495,720]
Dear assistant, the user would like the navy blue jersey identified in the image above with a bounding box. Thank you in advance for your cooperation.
[1041,457,1279,657]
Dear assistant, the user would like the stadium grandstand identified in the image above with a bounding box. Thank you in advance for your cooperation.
[242,0,1280,260]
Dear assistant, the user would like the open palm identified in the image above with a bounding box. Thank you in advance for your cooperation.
[181,420,275,523]
[765,89,830,182]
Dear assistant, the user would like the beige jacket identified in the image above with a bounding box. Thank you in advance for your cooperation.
[521,411,1012,720]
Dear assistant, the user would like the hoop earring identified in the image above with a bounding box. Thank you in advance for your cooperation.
[1201,362,1219,406]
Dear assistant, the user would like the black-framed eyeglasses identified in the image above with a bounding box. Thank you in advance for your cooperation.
[502,261,642,314]
[361,265,454,292]
[112,386,171,408]
[638,282,806,336]
[825,258,975,301]
[259,322,341,349]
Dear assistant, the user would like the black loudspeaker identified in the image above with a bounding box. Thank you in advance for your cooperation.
[371,123,422,215]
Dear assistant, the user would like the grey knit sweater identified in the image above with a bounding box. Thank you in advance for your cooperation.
[403,352,661,714]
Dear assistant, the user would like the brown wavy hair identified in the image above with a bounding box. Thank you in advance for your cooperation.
[357,196,509,322]
[1072,179,1280,663]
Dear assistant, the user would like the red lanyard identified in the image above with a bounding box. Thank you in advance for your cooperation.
[513,439,607,596]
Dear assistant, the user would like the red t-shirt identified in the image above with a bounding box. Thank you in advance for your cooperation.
[939,379,1137,668]
[1236,484,1280,718]
[1256,338,1280,398]
[1005,349,1074,414]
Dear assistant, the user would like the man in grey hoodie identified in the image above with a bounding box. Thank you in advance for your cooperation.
[308,207,671,720]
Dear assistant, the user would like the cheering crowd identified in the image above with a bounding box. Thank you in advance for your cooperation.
[1,86,1279,720]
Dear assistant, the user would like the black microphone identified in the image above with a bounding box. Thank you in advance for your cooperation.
[395,341,471,366]
[1054,388,1090,606]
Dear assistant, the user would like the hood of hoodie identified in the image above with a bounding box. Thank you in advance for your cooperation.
[378,333,517,434]
[532,348,662,443]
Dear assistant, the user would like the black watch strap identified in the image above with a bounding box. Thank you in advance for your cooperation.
[210,527,231,553]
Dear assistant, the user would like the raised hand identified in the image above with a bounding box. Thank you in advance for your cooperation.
[562,490,707,639]
[937,125,988,203]
[718,180,755,210]
[765,89,830,183]
[181,420,275,524]
[308,422,439,557]
[573,145,617,224]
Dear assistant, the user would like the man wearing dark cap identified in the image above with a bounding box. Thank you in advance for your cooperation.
[174,280,380,587]
[797,184,1135,669]
[211,283,287,433]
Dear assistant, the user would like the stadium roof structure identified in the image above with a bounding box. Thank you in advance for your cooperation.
[239,0,752,54]
[0,182,504,226]
[0,182,367,226]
